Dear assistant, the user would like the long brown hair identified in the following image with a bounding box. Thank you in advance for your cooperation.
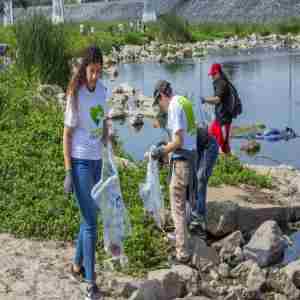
[66,45,103,110]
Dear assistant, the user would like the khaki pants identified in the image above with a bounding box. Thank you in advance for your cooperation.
[170,160,190,259]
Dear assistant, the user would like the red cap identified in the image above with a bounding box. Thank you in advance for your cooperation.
[208,63,222,76]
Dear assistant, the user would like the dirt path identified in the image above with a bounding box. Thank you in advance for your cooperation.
[0,234,88,300]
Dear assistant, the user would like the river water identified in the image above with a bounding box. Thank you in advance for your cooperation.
[102,48,300,169]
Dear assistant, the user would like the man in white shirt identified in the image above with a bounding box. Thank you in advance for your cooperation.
[151,80,197,263]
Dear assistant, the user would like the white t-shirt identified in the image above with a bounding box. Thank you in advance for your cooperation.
[167,95,197,151]
[64,81,109,160]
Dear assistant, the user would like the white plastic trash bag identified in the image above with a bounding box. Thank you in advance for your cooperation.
[139,146,164,228]
[91,143,131,259]
[202,103,215,125]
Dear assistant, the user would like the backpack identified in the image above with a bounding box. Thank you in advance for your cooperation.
[228,82,242,119]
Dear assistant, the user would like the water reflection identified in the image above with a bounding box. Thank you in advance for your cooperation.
[106,49,300,167]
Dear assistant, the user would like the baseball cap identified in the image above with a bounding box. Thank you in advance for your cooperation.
[153,80,171,106]
[208,63,222,76]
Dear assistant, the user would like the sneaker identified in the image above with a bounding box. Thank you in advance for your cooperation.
[69,264,85,282]
[85,284,101,300]
[189,213,206,231]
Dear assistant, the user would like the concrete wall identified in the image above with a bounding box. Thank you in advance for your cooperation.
[2,0,300,24]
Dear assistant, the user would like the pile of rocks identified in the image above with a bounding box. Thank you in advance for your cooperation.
[102,221,298,300]
[247,164,300,202]
[109,34,300,64]
[108,83,157,120]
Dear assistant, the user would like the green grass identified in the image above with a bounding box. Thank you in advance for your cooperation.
[2,16,300,61]
[209,155,272,188]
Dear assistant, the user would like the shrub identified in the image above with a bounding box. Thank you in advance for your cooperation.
[123,32,145,45]
[158,14,192,43]
[15,14,70,88]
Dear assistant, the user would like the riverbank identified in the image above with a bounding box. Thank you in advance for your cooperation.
[1,163,300,300]
[2,18,300,63]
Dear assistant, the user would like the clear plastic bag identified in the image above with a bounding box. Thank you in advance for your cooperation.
[139,146,164,228]
[91,144,131,260]
[201,103,215,125]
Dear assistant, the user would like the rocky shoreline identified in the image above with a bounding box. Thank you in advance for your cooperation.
[107,33,300,64]
[1,164,300,300]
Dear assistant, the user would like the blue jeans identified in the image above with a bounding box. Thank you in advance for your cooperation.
[195,136,218,216]
[71,158,102,283]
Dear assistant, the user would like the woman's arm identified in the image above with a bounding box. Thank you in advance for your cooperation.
[63,127,73,171]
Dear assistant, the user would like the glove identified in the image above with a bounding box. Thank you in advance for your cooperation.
[64,170,73,194]
[200,97,206,104]
[156,140,167,148]
[151,146,165,161]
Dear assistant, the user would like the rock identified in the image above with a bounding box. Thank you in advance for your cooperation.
[274,294,288,300]
[113,83,135,95]
[243,289,263,300]
[233,247,244,264]
[209,269,219,281]
[231,260,255,278]
[240,140,261,154]
[268,272,300,300]
[118,282,140,298]
[213,231,245,252]
[174,297,211,300]
[129,280,165,300]
[218,263,230,278]
[214,231,245,266]
[198,281,219,299]
[182,47,193,58]
[171,264,200,294]
[246,262,266,292]
[147,269,185,300]
[282,259,300,288]
[244,221,286,267]
[226,285,245,300]
[190,236,219,270]
[207,201,239,237]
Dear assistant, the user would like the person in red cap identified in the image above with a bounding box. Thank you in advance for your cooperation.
[201,63,232,154]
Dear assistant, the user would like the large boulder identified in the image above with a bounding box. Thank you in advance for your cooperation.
[244,221,286,267]
[189,236,219,270]
[206,200,300,237]
[147,269,185,300]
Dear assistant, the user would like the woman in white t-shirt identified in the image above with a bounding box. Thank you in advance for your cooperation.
[63,46,110,300]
